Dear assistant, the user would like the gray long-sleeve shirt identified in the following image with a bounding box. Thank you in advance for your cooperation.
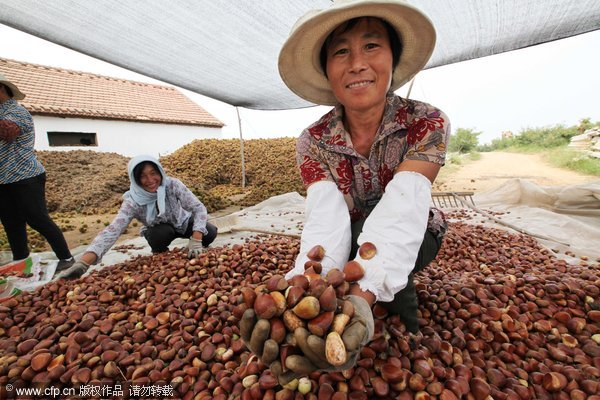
[87,177,208,261]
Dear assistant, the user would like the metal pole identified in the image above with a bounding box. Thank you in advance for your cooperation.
[236,107,246,188]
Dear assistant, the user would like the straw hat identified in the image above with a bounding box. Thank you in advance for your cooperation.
[278,0,436,105]
[0,73,25,100]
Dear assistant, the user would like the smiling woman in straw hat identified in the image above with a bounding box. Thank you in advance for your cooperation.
[0,73,75,272]
[243,0,451,381]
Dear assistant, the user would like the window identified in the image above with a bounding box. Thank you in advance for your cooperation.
[47,131,98,147]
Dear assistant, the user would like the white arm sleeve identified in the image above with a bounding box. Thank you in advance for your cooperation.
[355,171,431,302]
[286,180,351,279]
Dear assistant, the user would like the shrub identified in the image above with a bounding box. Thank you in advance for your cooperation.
[449,128,480,154]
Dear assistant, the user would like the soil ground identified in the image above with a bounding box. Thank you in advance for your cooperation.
[434,151,597,193]
[42,151,600,252]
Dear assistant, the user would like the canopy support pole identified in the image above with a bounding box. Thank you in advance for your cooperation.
[236,107,246,189]
[406,77,415,99]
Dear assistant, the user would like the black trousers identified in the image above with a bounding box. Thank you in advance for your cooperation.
[144,219,218,253]
[0,173,72,260]
[350,215,445,332]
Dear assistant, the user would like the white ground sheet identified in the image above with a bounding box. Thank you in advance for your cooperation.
[472,179,600,260]
[3,180,599,293]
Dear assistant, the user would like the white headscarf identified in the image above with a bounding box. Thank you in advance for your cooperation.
[125,155,167,225]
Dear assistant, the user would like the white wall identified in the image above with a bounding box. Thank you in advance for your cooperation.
[32,116,223,157]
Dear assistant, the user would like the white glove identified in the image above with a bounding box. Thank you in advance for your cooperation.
[187,237,204,259]
[355,171,431,302]
[286,180,351,279]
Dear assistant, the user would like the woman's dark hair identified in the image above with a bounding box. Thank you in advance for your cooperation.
[319,17,402,78]
[132,161,161,185]
[1,84,14,98]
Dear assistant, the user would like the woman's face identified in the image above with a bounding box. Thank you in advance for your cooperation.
[139,164,162,193]
[325,18,393,113]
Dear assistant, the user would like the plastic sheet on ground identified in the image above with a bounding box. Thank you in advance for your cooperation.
[72,182,600,263]
[0,255,57,300]
[471,179,600,260]
[9,182,600,294]
[28,192,307,281]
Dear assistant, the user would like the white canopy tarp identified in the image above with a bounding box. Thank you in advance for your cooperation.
[1,0,599,109]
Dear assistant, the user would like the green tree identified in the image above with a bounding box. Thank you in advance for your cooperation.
[449,128,481,153]
[577,118,594,133]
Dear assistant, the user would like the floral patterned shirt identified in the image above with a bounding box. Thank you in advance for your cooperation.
[86,177,208,261]
[296,94,450,231]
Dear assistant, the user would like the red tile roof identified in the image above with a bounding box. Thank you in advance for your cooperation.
[0,57,223,127]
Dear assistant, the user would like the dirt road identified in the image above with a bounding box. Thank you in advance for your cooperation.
[435,152,598,193]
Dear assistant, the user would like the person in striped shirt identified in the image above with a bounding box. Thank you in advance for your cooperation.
[0,74,74,272]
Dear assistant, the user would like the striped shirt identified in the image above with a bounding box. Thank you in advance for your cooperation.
[0,99,45,184]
